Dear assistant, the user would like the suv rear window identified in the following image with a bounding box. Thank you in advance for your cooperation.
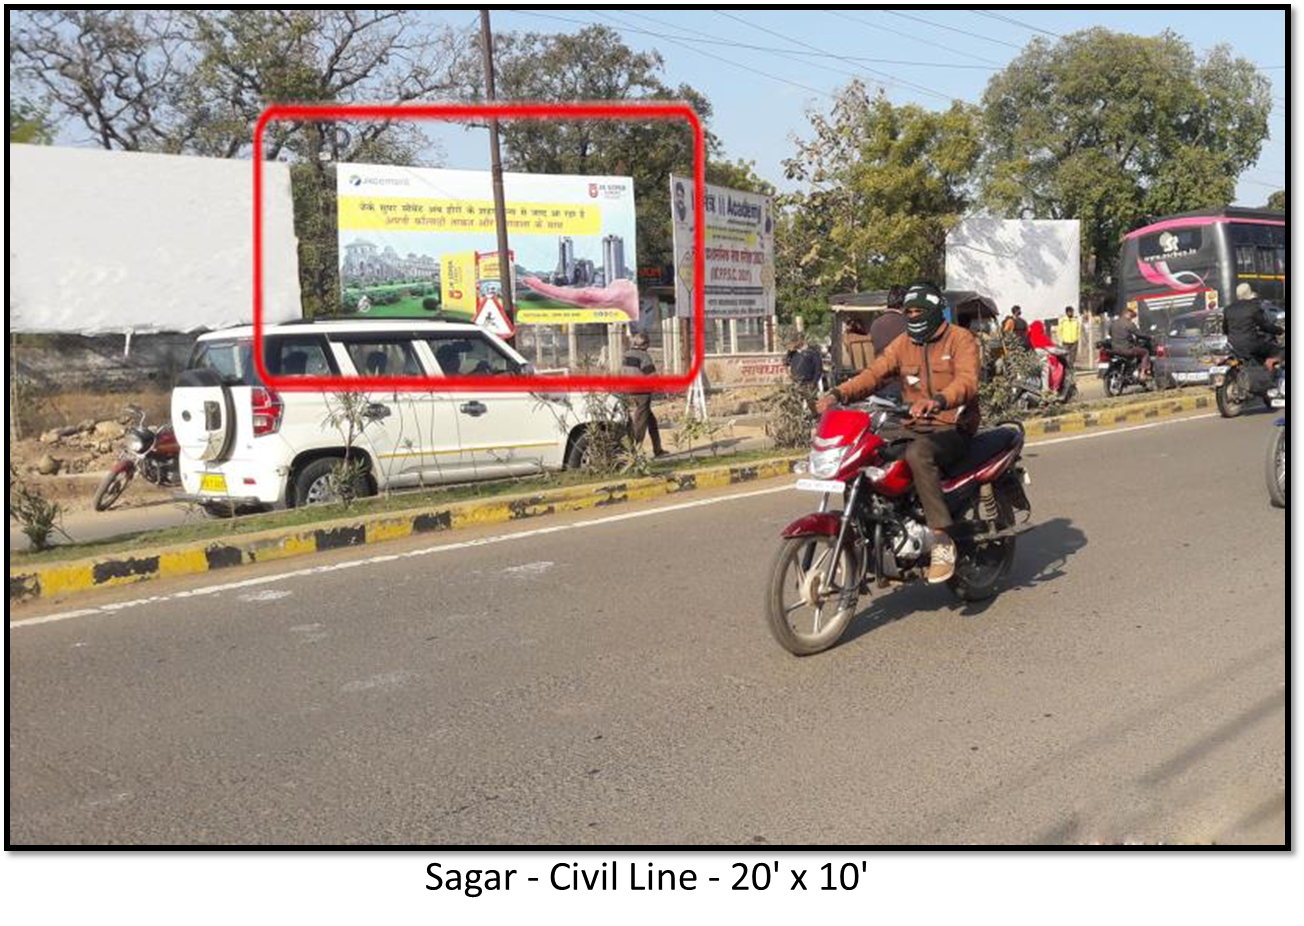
[188,335,338,384]
[188,339,253,385]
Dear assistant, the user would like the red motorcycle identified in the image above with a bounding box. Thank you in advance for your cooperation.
[766,397,1033,655]
[93,405,181,511]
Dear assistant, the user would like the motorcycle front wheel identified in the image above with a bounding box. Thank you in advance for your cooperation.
[92,466,133,512]
[765,535,862,656]
[1266,427,1286,508]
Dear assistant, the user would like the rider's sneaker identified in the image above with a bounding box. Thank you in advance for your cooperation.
[927,535,957,584]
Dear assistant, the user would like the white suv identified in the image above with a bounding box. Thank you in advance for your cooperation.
[171,319,602,512]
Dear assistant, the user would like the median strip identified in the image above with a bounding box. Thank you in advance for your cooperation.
[9,457,800,604]
[8,388,1215,606]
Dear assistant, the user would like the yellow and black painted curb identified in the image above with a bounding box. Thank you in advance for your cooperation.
[1019,389,1213,438]
[8,389,1215,606]
[9,457,802,605]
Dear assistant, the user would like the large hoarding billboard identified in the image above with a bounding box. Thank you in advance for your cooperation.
[670,175,775,320]
[337,164,638,325]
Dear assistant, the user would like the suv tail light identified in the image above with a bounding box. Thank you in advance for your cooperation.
[1155,344,1168,358]
[251,386,284,436]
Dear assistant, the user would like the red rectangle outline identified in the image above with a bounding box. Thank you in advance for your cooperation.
[253,101,705,393]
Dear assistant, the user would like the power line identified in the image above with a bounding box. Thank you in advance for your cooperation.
[971,10,1061,38]
[713,9,958,103]
[589,9,835,102]
[826,9,1004,66]
[510,8,1000,70]
[633,8,892,92]
[615,9,1001,69]
[881,9,1025,51]
[510,8,833,100]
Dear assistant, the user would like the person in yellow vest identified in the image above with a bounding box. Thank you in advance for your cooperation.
[1056,306,1082,370]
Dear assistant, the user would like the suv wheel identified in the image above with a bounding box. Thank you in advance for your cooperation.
[292,457,374,507]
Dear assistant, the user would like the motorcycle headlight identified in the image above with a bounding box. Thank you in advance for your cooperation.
[125,433,148,454]
[808,446,848,479]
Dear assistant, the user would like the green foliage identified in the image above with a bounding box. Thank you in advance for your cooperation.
[778,81,980,309]
[980,29,1272,298]
[491,25,766,275]
[978,334,1046,422]
[577,392,649,477]
[764,380,816,450]
[8,463,69,551]
[8,100,53,144]
[1266,190,1286,211]
[672,409,721,456]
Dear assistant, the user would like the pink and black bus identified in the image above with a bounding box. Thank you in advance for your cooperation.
[1118,206,1286,334]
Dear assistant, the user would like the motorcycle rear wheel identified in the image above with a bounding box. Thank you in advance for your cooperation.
[948,491,1017,602]
[1104,370,1125,397]
[1216,375,1246,418]
[766,535,862,656]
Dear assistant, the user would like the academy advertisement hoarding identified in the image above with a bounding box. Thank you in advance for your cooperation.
[670,174,775,320]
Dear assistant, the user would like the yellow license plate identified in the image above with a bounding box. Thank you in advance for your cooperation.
[200,473,228,493]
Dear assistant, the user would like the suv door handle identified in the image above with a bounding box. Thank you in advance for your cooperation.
[459,401,488,417]
[363,402,392,421]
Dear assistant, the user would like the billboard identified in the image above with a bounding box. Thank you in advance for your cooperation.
[670,175,775,320]
[946,218,1081,323]
[9,144,301,333]
[336,163,638,325]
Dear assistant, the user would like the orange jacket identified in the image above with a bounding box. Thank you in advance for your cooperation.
[837,322,981,433]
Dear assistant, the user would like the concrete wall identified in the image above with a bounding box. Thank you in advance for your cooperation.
[11,332,199,393]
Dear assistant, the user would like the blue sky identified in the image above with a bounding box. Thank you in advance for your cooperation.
[428,7,1287,206]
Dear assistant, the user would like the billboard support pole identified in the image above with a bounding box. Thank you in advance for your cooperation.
[480,10,515,344]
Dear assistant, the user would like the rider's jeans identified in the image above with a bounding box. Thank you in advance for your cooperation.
[880,425,971,532]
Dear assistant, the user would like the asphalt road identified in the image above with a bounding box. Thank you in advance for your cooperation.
[9,379,1119,552]
[8,410,1286,845]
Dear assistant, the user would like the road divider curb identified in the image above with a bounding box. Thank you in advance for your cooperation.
[8,389,1214,606]
[9,457,802,605]
[1020,389,1213,438]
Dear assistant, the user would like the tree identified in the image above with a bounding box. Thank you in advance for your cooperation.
[778,81,981,323]
[980,28,1272,304]
[1266,190,1286,211]
[9,10,471,159]
[486,25,741,273]
[8,99,54,144]
[10,10,474,316]
[705,157,775,196]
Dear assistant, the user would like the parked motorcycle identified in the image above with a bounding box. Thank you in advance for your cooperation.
[92,405,181,511]
[1010,347,1077,410]
[766,397,1033,656]
[1211,351,1282,418]
[1265,370,1285,508]
[1098,333,1157,397]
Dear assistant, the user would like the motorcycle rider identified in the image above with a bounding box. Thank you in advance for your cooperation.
[1109,305,1152,382]
[817,281,981,584]
[1223,283,1284,371]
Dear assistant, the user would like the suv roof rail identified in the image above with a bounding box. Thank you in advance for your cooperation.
[277,313,477,325]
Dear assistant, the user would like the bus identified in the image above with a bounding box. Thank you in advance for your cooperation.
[1118,206,1286,336]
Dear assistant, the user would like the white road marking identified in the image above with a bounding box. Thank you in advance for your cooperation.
[237,589,294,603]
[8,413,1219,632]
[1030,413,1216,448]
[340,670,416,693]
[10,484,792,630]
[502,561,555,577]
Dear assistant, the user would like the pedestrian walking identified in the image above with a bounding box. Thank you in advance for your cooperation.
[623,332,667,457]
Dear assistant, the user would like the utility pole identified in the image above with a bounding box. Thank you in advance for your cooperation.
[480,9,515,343]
